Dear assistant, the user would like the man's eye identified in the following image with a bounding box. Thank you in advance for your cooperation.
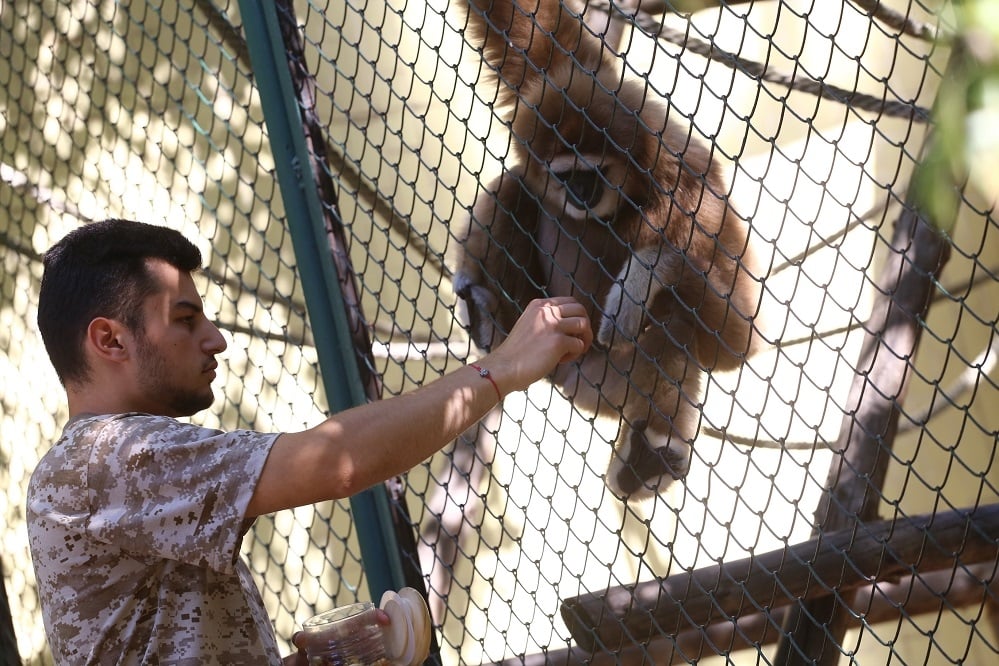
[555,169,604,209]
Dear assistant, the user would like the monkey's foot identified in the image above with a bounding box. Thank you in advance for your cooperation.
[606,419,689,500]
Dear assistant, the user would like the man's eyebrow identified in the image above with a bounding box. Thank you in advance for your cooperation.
[173,300,204,314]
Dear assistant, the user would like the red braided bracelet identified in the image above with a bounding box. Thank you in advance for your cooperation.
[469,363,502,400]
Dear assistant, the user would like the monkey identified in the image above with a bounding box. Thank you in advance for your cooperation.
[451,0,762,500]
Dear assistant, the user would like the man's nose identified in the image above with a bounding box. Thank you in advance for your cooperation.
[206,322,228,354]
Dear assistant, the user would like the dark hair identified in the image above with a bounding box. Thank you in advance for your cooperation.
[38,219,203,386]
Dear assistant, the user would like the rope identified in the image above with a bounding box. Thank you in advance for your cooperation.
[591,0,934,121]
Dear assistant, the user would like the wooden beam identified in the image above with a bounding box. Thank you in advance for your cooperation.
[496,561,999,665]
[559,503,999,654]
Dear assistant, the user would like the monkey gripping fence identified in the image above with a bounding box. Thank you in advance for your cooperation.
[1,0,998,664]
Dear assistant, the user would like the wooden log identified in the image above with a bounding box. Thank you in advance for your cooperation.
[497,561,999,665]
[559,503,999,653]
[774,138,953,664]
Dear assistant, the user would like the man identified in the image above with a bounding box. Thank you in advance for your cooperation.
[28,219,592,664]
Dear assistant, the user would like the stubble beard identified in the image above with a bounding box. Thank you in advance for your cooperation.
[134,331,216,417]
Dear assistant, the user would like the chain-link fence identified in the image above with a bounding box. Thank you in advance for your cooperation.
[3,0,997,664]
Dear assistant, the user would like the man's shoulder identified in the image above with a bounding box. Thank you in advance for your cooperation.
[33,414,213,477]
[59,412,182,437]
[66,412,224,444]
[71,411,191,430]
[31,412,278,508]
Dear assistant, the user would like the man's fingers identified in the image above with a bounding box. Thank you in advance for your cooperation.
[558,313,593,363]
[517,297,594,364]
[533,297,588,320]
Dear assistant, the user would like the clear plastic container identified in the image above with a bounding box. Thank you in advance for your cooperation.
[299,602,390,666]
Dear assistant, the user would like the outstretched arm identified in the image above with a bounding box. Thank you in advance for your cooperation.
[247,297,592,517]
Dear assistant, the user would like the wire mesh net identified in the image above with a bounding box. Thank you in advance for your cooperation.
[2,0,998,664]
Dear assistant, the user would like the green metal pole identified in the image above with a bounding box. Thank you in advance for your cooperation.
[237,0,407,602]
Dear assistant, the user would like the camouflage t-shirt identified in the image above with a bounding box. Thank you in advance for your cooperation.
[27,413,282,665]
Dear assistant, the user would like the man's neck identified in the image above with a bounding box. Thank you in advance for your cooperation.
[66,384,133,418]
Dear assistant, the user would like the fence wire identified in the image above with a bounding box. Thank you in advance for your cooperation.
[2,0,998,665]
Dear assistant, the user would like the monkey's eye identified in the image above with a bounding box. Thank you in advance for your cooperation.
[555,169,604,210]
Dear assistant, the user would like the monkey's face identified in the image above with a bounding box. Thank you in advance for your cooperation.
[501,66,670,332]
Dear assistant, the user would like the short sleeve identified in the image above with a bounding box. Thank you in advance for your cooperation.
[84,414,278,574]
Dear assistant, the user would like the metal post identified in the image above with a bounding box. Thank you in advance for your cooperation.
[237,0,406,601]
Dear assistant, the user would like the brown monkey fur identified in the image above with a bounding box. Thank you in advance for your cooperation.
[453,0,761,499]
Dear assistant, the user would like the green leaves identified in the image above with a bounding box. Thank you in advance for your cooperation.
[914,0,999,231]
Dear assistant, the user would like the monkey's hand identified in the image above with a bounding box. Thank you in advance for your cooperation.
[597,275,645,348]
[598,246,689,349]
[454,270,503,351]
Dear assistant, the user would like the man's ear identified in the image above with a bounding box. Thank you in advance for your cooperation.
[85,317,132,364]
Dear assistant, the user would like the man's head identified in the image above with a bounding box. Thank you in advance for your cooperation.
[39,220,225,416]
